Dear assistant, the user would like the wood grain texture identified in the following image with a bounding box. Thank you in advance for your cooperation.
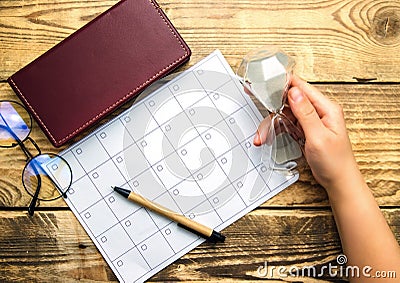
[1,83,398,208]
[0,209,398,282]
[0,1,399,282]
[1,0,400,82]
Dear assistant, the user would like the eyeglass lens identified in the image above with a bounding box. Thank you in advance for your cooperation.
[23,154,72,201]
[1,100,73,205]
[0,101,31,147]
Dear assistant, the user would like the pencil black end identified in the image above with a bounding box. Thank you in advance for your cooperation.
[208,230,226,243]
[113,186,131,198]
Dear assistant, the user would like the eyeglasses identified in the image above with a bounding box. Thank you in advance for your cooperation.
[0,100,72,216]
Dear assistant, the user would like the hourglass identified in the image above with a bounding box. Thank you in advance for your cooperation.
[237,46,305,172]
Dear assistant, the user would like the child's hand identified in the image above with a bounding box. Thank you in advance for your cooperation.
[287,76,360,192]
[254,76,400,278]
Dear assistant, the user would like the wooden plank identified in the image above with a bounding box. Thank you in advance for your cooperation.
[0,209,398,281]
[1,0,400,82]
[1,82,399,208]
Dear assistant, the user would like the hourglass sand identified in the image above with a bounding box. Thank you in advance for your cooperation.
[237,46,305,173]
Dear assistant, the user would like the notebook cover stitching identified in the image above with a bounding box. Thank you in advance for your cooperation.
[8,0,190,146]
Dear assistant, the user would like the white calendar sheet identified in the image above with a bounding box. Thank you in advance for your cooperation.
[59,50,298,282]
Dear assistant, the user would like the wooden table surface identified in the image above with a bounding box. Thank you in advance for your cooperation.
[1,0,399,282]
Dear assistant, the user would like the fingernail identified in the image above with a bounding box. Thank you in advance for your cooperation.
[253,132,261,146]
[289,88,304,103]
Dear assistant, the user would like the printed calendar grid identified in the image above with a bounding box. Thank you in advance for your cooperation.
[59,50,298,282]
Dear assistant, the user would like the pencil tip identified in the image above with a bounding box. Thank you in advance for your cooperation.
[113,186,130,198]
[208,230,226,243]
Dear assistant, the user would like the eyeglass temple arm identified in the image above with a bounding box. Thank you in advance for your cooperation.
[27,161,42,216]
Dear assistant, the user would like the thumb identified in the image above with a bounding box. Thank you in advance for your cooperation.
[288,87,324,140]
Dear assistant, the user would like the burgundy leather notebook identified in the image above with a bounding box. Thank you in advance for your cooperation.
[8,0,191,147]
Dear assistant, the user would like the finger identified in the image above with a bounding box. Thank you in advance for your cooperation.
[253,115,274,146]
[291,76,332,117]
[291,76,345,132]
[288,86,325,140]
[254,117,269,146]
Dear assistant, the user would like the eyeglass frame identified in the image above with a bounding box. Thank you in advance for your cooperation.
[0,100,72,216]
